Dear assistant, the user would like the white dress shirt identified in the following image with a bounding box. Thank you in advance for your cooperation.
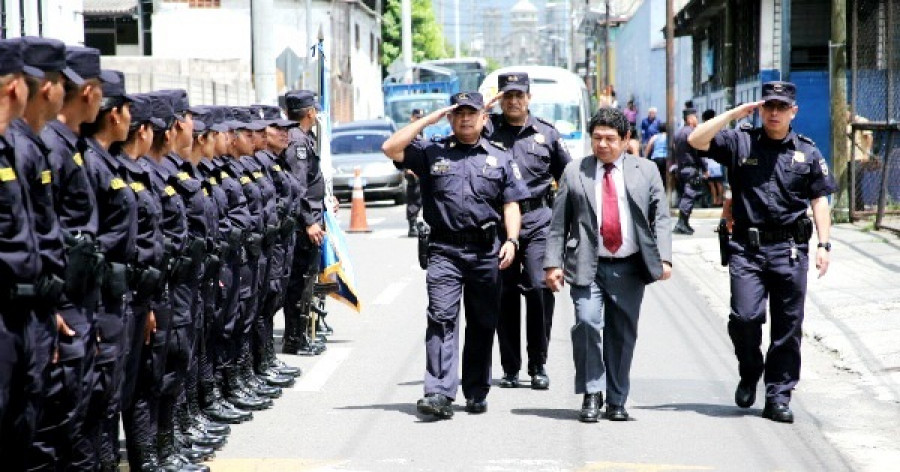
[595,154,639,258]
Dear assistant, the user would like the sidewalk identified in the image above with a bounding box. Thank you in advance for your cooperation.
[673,220,900,469]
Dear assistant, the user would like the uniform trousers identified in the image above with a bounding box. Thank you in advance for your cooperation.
[677,168,701,216]
[424,240,501,402]
[727,239,808,404]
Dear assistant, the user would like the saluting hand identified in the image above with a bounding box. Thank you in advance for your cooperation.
[544,268,565,292]
[485,91,504,110]
[424,105,457,125]
[731,100,765,120]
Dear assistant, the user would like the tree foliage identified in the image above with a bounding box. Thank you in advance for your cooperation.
[381,0,448,71]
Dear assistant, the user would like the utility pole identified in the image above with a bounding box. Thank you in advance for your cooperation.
[665,0,674,186]
[251,0,277,104]
[567,0,575,71]
[454,0,461,58]
[401,0,413,70]
[604,0,610,89]
[830,0,849,211]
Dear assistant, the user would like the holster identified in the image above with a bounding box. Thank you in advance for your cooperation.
[280,217,297,239]
[130,266,163,302]
[263,225,279,249]
[226,228,243,259]
[203,253,222,282]
[795,217,814,243]
[186,238,206,275]
[102,262,129,301]
[244,232,263,259]
[63,233,105,304]
[416,221,431,270]
[717,218,730,267]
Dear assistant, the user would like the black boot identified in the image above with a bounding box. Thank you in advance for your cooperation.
[224,365,269,411]
[241,344,281,399]
[177,403,226,450]
[158,428,210,472]
[673,211,694,235]
[193,382,232,434]
[407,217,418,237]
[282,313,300,354]
[202,379,248,424]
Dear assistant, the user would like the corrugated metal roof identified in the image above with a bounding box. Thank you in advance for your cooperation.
[83,0,138,16]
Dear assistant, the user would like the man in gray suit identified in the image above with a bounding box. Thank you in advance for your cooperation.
[544,108,673,423]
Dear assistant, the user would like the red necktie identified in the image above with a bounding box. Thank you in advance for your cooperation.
[601,163,622,253]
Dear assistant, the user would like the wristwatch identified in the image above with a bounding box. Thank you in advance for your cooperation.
[506,238,519,250]
[817,242,832,251]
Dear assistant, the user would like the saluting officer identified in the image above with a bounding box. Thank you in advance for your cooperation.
[0,38,55,467]
[382,92,528,419]
[484,72,571,390]
[688,81,836,423]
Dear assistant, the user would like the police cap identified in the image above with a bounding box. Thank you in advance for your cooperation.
[145,92,176,129]
[65,46,120,84]
[159,89,190,121]
[13,36,83,85]
[450,92,484,110]
[284,90,320,111]
[128,93,166,130]
[252,104,283,120]
[0,39,24,76]
[761,81,797,106]
[498,72,529,93]
[100,70,133,109]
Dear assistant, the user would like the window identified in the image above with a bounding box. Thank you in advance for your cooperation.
[163,0,221,7]
[355,24,360,50]
[370,33,375,62]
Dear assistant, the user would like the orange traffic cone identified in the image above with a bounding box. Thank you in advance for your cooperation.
[347,167,371,233]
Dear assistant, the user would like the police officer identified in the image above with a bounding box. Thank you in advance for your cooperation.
[382,92,528,419]
[0,38,57,468]
[29,45,112,471]
[484,72,571,390]
[282,90,327,356]
[672,108,707,235]
[405,108,425,237]
[688,81,836,423]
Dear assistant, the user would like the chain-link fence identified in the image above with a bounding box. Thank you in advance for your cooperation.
[849,0,900,232]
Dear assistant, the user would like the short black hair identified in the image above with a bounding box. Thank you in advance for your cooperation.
[588,107,629,138]
[658,122,668,133]
[286,106,314,122]
[702,109,716,121]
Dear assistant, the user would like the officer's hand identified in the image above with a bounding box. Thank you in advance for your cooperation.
[545,268,565,292]
[731,100,764,120]
[485,91,504,110]
[56,313,76,337]
[144,311,157,345]
[703,171,710,179]
[658,262,673,281]
[816,248,830,278]
[498,241,516,269]
[425,105,457,125]
[307,223,325,246]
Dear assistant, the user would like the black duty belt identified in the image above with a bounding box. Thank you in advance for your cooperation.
[430,228,496,246]
[733,220,812,245]
[519,195,549,214]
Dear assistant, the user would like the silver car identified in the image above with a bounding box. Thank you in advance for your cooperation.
[330,129,406,205]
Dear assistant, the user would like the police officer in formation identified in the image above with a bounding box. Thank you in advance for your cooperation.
[484,72,571,390]
[688,81,836,423]
[0,34,328,470]
[671,107,707,235]
[383,92,529,419]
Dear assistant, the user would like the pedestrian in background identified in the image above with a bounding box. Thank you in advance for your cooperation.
[672,109,707,235]
[688,81,837,423]
[404,108,424,237]
[639,106,660,154]
[643,121,668,189]
[544,107,672,423]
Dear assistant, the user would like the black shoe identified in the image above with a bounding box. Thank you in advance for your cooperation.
[762,402,794,423]
[259,369,295,387]
[282,337,301,355]
[194,412,231,436]
[735,378,758,408]
[498,373,519,388]
[271,358,302,377]
[218,399,253,422]
[416,393,454,419]
[529,365,550,390]
[407,218,418,237]
[184,425,226,449]
[606,403,629,421]
[465,399,487,414]
[579,393,602,423]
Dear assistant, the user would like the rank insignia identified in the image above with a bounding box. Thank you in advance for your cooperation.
[793,151,805,163]
[296,146,307,160]
[534,134,545,144]
[511,162,523,180]
[486,156,498,167]
[73,153,84,167]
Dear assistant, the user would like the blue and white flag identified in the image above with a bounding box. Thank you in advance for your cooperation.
[320,208,361,312]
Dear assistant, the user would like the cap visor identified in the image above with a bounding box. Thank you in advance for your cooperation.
[500,85,529,93]
[274,119,298,128]
[61,67,86,86]
[211,124,230,133]
[762,97,794,106]
[22,65,45,79]
[453,104,482,111]
[98,70,121,84]
[149,117,167,129]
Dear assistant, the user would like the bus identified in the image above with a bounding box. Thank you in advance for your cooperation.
[479,66,592,158]
[422,57,488,92]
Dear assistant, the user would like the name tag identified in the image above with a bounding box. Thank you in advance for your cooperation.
[129,182,145,192]
[73,153,84,167]
[0,167,16,182]
[110,177,125,190]
[41,170,52,184]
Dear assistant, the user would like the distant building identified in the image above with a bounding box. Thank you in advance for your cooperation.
[0,0,84,44]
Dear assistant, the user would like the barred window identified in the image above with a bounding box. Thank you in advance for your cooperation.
[163,0,221,7]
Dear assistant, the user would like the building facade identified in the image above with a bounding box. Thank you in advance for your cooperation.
[0,0,85,44]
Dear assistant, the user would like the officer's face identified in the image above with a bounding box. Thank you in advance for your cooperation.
[499,90,531,121]
[45,74,65,119]
[233,129,254,155]
[113,103,132,142]
[760,100,797,135]
[590,125,625,164]
[266,126,288,152]
[448,107,485,143]
[176,113,195,149]
[135,124,154,157]
[213,131,230,155]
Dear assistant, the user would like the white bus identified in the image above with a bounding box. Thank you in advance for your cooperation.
[479,66,593,158]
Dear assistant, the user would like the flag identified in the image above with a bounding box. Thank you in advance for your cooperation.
[319,208,361,312]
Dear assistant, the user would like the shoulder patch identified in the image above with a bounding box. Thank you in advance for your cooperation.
[819,159,830,176]
[73,153,84,167]
[296,146,308,160]
[41,170,52,185]
[0,167,17,182]
[511,162,523,180]
[797,134,816,146]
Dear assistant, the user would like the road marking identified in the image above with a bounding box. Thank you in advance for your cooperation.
[367,217,385,225]
[580,462,713,471]
[291,347,353,392]
[202,459,341,471]
[371,281,408,305]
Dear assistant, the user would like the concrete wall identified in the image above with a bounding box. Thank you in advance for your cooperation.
[2,0,84,44]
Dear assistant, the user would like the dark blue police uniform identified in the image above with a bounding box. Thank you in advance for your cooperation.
[672,117,708,234]
[398,92,528,414]
[706,82,837,420]
[483,72,571,388]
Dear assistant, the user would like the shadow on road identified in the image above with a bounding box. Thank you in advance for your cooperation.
[510,408,581,421]
[396,380,424,386]
[334,402,457,423]
[634,402,760,418]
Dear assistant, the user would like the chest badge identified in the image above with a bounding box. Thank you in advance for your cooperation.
[485,155,498,167]
[741,157,759,166]
[511,162,523,180]
[296,146,307,160]
[534,133,545,144]
[431,160,451,175]
[793,151,806,163]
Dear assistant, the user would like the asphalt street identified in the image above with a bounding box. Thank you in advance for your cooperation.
[207,203,861,472]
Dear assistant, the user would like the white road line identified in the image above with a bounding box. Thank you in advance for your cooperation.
[371,281,408,305]
[366,217,385,225]
[291,347,353,392]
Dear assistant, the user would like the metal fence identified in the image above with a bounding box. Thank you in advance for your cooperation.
[121,73,254,107]
[848,0,900,232]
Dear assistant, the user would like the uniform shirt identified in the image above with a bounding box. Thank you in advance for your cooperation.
[254,150,293,223]
[399,136,529,233]
[82,137,138,265]
[284,128,325,227]
[10,119,66,277]
[0,133,42,283]
[42,120,99,237]
[707,127,837,228]
[198,158,232,244]
[139,156,188,253]
[673,125,707,172]
[274,151,301,221]
[118,154,164,269]
[483,113,571,200]
[594,154,638,258]
[212,156,252,234]
[228,157,264,234]
[241,153,278,229]
[162,153,209,242]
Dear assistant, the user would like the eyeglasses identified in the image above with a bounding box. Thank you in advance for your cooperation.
[761,101,792,112]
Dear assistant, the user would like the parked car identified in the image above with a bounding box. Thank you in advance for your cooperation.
[332,117,398,134]
[330,129,406,205]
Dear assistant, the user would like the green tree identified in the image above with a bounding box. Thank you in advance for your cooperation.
[381,0,448,72]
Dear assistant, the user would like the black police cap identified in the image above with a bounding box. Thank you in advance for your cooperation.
[450,92,484,110]
[252,104,282,120]
[284,90,320,111]
[0,39,24,76]
[65,46,119,84]
[13,36,83,85]
[128,93,166,130]
[498,72,529,93]
[761,81,797,106]
[159,89,190,120]
[144,92,176,129]
[100,70,133,109]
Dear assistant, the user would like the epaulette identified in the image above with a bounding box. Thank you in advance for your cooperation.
[489,140,507,151]
[738,122,755,131]
[431,135,448,143]
[797,134,816,146]
[534,116,555,128]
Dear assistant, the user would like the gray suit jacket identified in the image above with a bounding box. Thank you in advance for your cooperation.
[543,153,672,286]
